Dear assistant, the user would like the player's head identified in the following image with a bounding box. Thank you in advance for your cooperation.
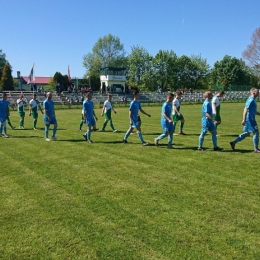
[133,91,140,100]
[19,94,24,99]
[204,91,212,99]
[217,90,225,97]
[46,92,52,100]
[175,91,182,99]
[108,94,112,100]
[33,93,37,99]
[167,92,174,102]
[2,92,7,100]
[250,87,259,98]
[86,91,92,100]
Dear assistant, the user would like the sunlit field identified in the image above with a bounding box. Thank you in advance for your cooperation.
[1,102,260,259]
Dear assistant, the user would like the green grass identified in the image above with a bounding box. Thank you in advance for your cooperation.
[1,103,260,259]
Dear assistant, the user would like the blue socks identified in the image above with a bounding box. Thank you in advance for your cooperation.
[212,131,217,148]
[124,129,131,140]
[156,133,166,141]
[233,133,248,144]
[45,127,49,138]
[253,133,259,150]
[137,132,144,142]
[198,132,206,148]
[52,126,57,138]
[168,134,173,146]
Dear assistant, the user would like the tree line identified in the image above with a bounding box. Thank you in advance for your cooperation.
[1,27,259,91]
[83,30,260,92]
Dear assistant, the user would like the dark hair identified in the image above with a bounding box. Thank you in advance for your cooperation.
[167,92,174,98]
[133,90,139,96]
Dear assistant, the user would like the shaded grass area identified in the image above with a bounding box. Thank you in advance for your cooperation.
[1,103,260,259]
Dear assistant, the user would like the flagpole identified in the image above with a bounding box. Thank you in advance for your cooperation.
[32,63,35,93]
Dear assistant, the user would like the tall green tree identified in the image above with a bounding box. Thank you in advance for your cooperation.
[152,50,178,91]
[0,62,14,90]
[190,54,210,89]
[210,55,250,89]
[0,49,7,80]
[127,46,153,90]
[83,34,126,78]
[176,55,197,89]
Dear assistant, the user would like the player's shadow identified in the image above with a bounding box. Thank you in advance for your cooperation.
[58,139,89,142]
[216,134,240,137]
[143,132,164,135]
[10,136,42,139]
[95,140,125,144]
[227,149,254,153]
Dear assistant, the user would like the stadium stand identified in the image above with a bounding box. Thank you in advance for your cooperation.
[5,90,257,109]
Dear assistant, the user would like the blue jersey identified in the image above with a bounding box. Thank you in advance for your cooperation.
[0,99,9,121]
[201,100,212,123]
[161,101,172,124]
[43,99,55,118]
[129,100,141,122]
[245,96,257,121]
[83,100,94,119]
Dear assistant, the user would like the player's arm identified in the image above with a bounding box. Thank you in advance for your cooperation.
[173,104,181,116]
[83,109,87,123]
[256,111,260,116]
[44,103,51,121]
[7,106,9,117]
[112,106,117,114]
[140,108,151,117]
[29,103,32,116]
[205,112,214,121]
[212,103,217,115]
[93,110,98,121]
[129,110,132,124]
[39,104,44,114]
[162,112,172,123]
[44,109,50,120]
[241,108,248,125]
[101,105,105,116]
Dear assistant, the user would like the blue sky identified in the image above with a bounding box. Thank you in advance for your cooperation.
[0,0,259,78]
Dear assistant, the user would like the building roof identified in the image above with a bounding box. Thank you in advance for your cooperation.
[21,76,51,84]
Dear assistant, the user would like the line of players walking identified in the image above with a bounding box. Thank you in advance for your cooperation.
[0,87,260,152]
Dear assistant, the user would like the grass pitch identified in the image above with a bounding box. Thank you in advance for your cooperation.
[1,102,260,259]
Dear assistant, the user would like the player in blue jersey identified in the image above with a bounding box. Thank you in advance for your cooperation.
[154,92,175,148]
[82,92,98,143]
[43,92,58,141]
[0,92,10,138]
[122,91,151,145]
[198,91,223,151]
[230,87,260,153]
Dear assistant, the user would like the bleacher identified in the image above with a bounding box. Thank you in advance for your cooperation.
[5,91,64,109]
[6,90,254,110]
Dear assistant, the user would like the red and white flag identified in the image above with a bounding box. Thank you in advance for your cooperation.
[68,65,71,82]
[28,64,35,84]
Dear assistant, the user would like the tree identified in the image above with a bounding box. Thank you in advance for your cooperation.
[190,54,210,89]
[0,49,7,80]
[152,50,178,91]
[210,55,250,89]
[0,62,14,90]
[126,46,154,91]
[83,34,126,78]
[176,55,197,89]
[242,27,260,70]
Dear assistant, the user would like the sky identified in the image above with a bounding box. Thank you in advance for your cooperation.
[0,0,259,78]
